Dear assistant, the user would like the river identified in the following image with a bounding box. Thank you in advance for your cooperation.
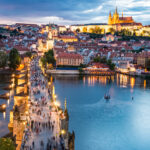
[1,73,150,150]
[52,74,150,150]
[0,73,14,137]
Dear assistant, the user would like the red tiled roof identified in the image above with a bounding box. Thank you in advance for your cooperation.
[57,52,83,59]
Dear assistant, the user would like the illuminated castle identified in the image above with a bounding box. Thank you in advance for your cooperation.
[108,7,135,25]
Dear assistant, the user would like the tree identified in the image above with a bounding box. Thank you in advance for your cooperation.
[93,56,115,70]
[93,27,102,34]
[100,57,107,63]
[9,48,21,70]
[106,59,115,70]
[41,49,56,67]
[0,51,7,68]
[0,138,15,150]
[89,28,94,33]
[41,57,47,67]
[108,28,115,34]
[83,27,87,33]
[76,28,80,33]
[93,56,101,62]
[25,51,32,58]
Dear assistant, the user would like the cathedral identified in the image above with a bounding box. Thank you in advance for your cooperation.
[108,7,135,25]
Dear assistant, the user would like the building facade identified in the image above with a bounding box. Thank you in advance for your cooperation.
[108,7,135,25]
[56,52,83,66]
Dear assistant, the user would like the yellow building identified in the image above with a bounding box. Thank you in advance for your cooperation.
[108,7,135,25]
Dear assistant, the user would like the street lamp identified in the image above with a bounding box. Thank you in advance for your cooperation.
[54,101,60,107]
[61,129,66,135]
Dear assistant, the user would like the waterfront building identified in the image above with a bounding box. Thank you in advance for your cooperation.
[56,52,83,66]
[137,52,150,67]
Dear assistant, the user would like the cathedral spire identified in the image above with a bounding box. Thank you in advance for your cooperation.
[65,98,67,110]
[109,11,112,17]
[115,6,118,14]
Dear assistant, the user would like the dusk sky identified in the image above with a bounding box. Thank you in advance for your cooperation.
[0,0,149,25]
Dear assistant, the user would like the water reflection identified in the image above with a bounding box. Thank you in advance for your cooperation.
[130,77,135,89]
[52,74,150,89]
[144,80,146,89]
[3,112,6,120]
[53,74,150,150]
[0,73,15,137]
[7,99,10,106]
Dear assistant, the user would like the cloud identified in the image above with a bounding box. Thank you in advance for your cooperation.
[0,0,149,25]
[82,5,103,14]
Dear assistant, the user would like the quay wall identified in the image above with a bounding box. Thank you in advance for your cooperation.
[46,69,80,75]
[46,69,115,76]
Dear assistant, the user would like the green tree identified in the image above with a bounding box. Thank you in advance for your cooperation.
[106,59,115,70]
[108,28,115,34]
[25,51,32,58]
[76,28,80,33]
[93,56,101,62]
[0,51,7,68]
[41,57,47,67]
[0,138,15,150]
[83,27,87,33]
[41,49,56,67]
[9,48,21,70]
[100,57,107,63]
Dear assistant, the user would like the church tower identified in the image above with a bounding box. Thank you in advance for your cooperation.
[108,7,136,25]
[108,11,112,25]
[113,7,119,24]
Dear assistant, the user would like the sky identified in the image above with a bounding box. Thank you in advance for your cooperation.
[0,0,149,25]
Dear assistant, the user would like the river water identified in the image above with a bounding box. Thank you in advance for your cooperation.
[52,74,150,150]
[1,73,150,150]
[0,74,14,137]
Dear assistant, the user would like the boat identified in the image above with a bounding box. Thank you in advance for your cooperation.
[0,104,6,112]
[104,94,110,100]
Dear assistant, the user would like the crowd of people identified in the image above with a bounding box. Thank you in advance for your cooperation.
[21,57,65,150]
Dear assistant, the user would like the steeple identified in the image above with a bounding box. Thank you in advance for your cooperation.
[109,11,112,17]
[115,7,117,13]
[65,98,67,110]
[64,98,69,121]
[122,10,123,17]
[108,11,112,25]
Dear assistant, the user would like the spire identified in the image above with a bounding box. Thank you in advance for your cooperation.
[122,9,123,17]
[64,98,69,120]
[65,98,67,110]
[109,11,112,17]
[52,85,55,99]
[115,6,118,14]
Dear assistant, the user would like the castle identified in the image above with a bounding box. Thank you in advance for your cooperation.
[108,7,135,25]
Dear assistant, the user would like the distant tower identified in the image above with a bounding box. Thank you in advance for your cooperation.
[60,98,69,149]
[108,11,112,25]
[113,6,119,24]
[65,98,67,110]
[115,6,118,14]
[122,10,123,18]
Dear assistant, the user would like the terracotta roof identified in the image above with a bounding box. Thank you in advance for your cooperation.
[57,52,83,59]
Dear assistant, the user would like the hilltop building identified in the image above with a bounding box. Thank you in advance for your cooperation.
[108,7,135,25]
[70,7,142,33]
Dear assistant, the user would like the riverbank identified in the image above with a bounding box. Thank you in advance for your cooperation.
[116,71,150,79]
[46,69,115,76]
[47,69,150,78]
